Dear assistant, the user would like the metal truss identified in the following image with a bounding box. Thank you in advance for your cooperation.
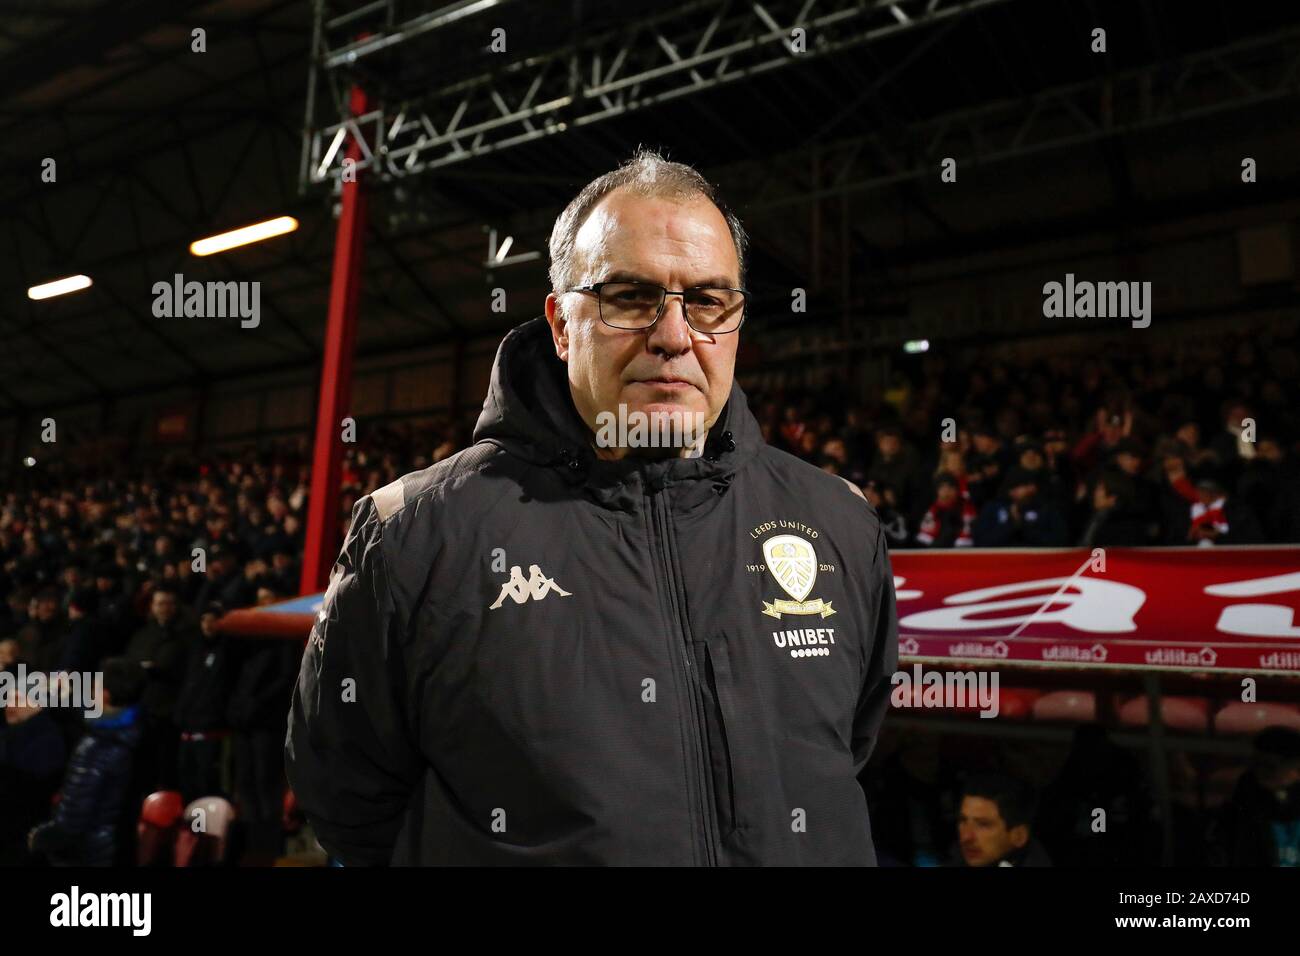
[740,25,1300,211]
[300,0,1013,189]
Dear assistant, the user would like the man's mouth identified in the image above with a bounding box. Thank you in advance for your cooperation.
[633,377,695,390]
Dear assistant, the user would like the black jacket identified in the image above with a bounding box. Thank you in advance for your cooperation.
[174,635,234,732]
[29,705,142,866]
[124,616,193,722]
[287,317,899,866]
[226,637,298,733]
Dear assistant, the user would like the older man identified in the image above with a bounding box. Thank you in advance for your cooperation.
[287,148,898,865]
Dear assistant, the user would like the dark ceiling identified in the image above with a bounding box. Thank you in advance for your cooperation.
[5,0,1300,414]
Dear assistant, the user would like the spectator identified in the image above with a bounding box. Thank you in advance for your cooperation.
[1207,727,1300,867]
[226,634,299,861]
[0,694,67,865]
[27,657,144,866]
[973,468,1068,547]
[124,587,194,792]
[861,480,909,548]
[951,772,1052,867]
[174,602,234,804]
[14,587,65,673]
[867,425,925,520]
[1078,472,1147,547]
[1239,436,1300,544]
[1037,724,1155,865]
[915,474,976,548]
[1184,477,1263,547]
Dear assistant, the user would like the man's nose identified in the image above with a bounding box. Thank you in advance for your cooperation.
[646,294,693,355]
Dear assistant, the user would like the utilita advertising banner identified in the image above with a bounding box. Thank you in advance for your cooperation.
[892,546,1300,676]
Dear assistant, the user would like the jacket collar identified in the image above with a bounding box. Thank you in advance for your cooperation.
[473,316,762,512]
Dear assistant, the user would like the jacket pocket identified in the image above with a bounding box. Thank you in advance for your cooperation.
[694,637,741,838]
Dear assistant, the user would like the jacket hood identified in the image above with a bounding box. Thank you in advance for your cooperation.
[473,316,763,506]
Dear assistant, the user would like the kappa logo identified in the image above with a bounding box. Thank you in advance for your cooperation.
[761,534,835,620]
[489,564,572,610]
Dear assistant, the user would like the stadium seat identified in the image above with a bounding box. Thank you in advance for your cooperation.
[1212,702,1300,735]
[175,796,237,867]
[1031,690,1096,722]
[1117,695,1209,733]
[136,790,184,866]
[996,688,1041,720]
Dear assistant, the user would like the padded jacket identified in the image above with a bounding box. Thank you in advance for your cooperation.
[286,316,899,865]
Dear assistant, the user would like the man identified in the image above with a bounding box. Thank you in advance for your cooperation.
[14,587,65,673]
[951,773,1052,867]
[973,468,1068,547]
[287,149,899,866]
[124,587,193,792]
[1207,727,1300,867]
[27,658,144,867]
[1077,471,1146,548]
[174,602,232,804]
[915,473,975,548]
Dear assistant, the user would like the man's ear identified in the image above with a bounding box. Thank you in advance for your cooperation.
[544,292,569,362]
[1007,823,1030,850]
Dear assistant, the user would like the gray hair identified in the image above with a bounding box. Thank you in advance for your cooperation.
[547,147,748,295]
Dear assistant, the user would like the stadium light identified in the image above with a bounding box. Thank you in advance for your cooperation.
[190,216,299,256]
[904,339,930,354]
[28,274,92,300]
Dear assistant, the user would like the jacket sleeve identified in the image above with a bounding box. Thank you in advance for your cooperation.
[285,495,423,866]
[852,525,900,776]
[31,736,113,857]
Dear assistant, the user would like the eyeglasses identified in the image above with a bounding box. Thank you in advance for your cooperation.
[566,280,748,334]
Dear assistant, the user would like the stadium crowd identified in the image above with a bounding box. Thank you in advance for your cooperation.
[1,326,1297,865]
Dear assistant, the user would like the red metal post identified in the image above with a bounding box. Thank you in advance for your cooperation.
[300,84,369,594]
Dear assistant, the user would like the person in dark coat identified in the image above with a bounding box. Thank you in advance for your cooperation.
[1078,471,1148,548]
[227,635,298,860]
[1207,727,1300,867]
[14,587,65,673]
[59,588,101,674]
[27,658,144,867]
[174,603,234,803]
[124,586,193,792]
[973,468,1068,547]
[0,696,67,864]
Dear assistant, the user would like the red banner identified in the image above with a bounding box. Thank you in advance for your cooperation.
[892,546,1300,675]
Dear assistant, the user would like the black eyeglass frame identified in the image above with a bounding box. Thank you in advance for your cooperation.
[565,280,749,334]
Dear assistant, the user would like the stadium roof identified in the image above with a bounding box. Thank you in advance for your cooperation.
[6,0,1300,413]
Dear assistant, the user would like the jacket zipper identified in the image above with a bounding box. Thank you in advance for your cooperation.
[648,486,720,866]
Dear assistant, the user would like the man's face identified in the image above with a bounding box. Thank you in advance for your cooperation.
[151,591,177,627]
[936,484,957,506]
[958,796,1027,866]
[35,597,58,623]
[545,191,740,459]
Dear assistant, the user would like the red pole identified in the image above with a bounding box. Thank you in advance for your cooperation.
[300,84,369,594]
